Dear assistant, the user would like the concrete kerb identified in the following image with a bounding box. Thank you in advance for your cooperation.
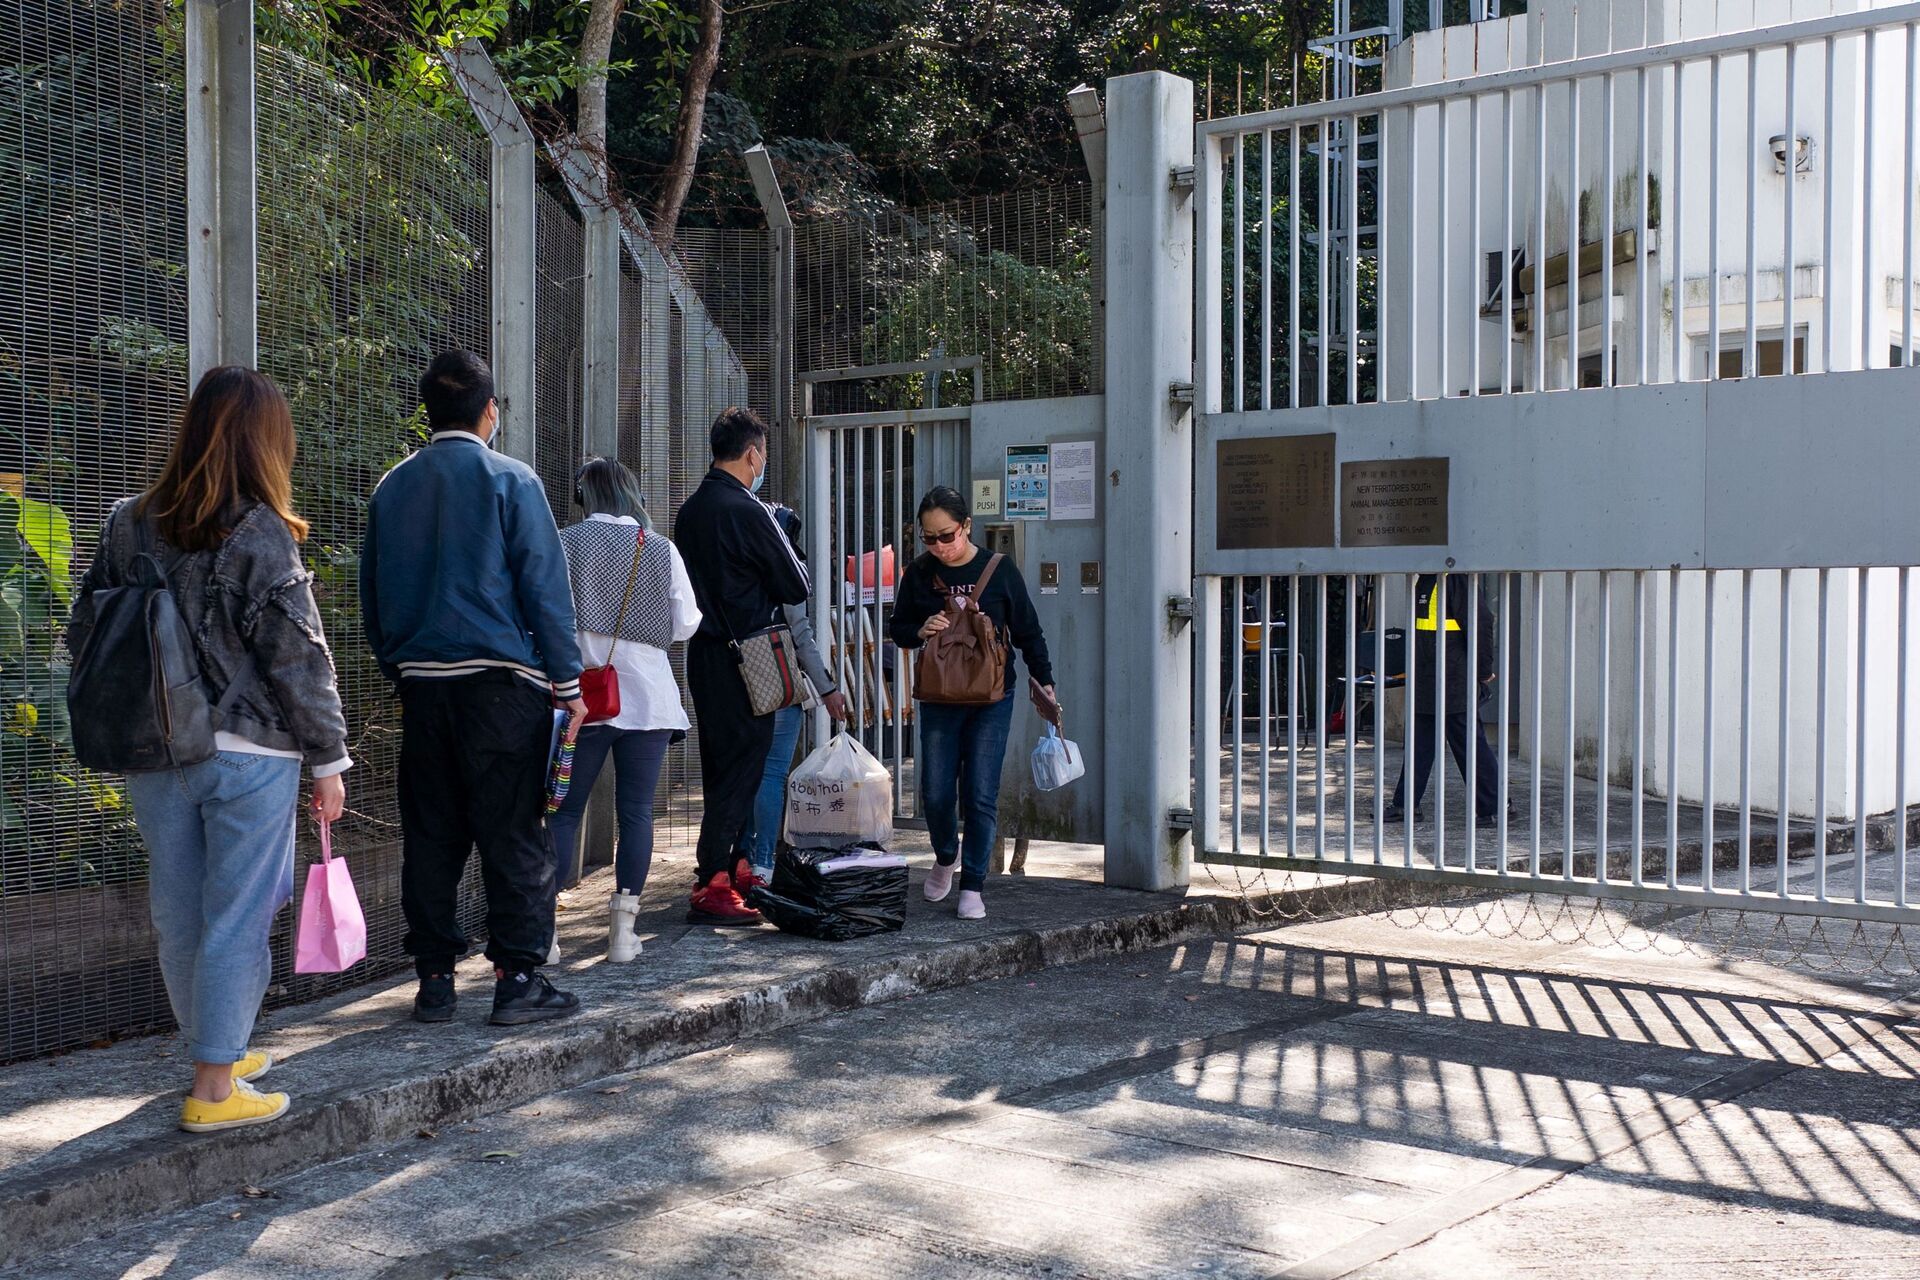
[0,874,1434,1268]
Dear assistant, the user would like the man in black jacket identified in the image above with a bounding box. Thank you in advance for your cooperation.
[673,408,810,925]
[1386,573,1503,824]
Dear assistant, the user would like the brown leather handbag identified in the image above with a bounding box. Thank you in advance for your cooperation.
[913,553,1010,706]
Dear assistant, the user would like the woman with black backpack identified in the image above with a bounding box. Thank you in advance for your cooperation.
[67,366,349,1133]
[889,486,1056,921]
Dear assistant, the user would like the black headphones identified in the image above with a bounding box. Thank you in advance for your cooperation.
[573,456,604,512]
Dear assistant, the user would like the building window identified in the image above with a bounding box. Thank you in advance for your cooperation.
[1576,350,1618,388]
[1694,331,1808,379]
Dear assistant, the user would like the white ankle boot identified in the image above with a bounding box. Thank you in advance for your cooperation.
[607,891,643,963]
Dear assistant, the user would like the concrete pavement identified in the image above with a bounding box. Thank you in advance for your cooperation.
[17,891,1920,1279]
[0,838,1429,1268]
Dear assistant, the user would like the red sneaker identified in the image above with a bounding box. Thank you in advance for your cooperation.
[731,855,767,899]
[687,872,764,927]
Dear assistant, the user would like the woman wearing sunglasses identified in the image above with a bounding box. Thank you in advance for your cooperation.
[889,486,1056,920]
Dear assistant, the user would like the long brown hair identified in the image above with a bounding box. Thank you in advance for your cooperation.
[140,366,309,551]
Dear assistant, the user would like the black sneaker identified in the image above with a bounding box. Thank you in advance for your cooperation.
[1382,806,1424,824]
[413,973,457,1024]
[1476,807,1517,828]
[489,970,581,1026]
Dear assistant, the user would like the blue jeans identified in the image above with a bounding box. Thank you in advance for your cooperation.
[738,704,804,873]
[918,695,1016,893]
[124,751,300,1064]
[547,726,672,897]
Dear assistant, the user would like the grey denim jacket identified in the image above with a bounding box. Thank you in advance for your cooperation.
[68,498,350,770]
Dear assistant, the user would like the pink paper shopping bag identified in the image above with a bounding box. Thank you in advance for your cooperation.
[294,820,366,974]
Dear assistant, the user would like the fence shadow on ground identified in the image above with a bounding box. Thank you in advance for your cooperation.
[1100,936,1920,1239]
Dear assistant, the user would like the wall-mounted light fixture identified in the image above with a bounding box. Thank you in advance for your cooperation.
[1770,133,1814,174]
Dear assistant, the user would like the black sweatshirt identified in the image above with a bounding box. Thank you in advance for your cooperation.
[889,546,1054,695]
[672,467,811,643]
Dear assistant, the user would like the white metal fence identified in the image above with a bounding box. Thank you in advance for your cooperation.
[1191,3,1920,927]
[1201,1,1920,408]
[802,359,981,821]
[1197,569,1914,925]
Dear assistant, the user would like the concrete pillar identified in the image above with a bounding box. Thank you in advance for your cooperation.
[184,0,256,379]
[1102,72,1194,892]
[444,41,537,468]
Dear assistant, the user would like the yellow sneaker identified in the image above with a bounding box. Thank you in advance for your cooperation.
[231,1049,274,1083]
[179,1079,289,1133]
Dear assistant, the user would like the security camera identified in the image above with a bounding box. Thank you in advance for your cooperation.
[1769,133,1813,174]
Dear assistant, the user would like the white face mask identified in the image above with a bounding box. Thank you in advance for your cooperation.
[749,447,766,494]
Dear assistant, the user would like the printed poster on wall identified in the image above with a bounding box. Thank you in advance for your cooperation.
[1048,440,1097,521]
[1005,444,1050,520]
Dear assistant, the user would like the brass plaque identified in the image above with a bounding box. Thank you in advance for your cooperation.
[1215,434,1336,551]
[1340,457,1451,547]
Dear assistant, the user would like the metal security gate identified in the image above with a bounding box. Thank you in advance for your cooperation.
[801,358,980,821]
[1188,4,1920,925]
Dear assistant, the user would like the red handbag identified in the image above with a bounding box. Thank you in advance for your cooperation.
[580,529,644,723]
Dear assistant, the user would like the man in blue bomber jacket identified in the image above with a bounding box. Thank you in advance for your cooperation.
[362,351,588,1029]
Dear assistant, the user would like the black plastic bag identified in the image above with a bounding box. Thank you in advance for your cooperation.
[745,844,908,941]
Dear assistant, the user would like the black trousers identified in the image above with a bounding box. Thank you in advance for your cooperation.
[686,634,776,883]
[398,672,554,976]
[1393,708,1501,817]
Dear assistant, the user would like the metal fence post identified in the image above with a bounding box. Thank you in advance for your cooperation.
[444,40,537,468]
[743,145,796,495]
[552,143,623,462]
[184,0,256,379]
[1103,71,1196,891]
[549,144,625,881]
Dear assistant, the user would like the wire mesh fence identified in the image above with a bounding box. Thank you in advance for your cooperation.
[0,0,187,1064]
[794,184,1102,416]
[2,17,509,1062]
[533,187,585,526]
[639,229,768,833]
[252,41,495,1015]
[5,4,1086,1064]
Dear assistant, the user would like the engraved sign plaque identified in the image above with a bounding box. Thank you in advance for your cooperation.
[1340,457,1451,547]
[1215,434,1336,550]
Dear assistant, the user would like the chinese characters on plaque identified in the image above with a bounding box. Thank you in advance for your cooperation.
[1339,457,1450,547]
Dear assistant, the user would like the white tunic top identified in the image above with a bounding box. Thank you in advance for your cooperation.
[574,514,702,731]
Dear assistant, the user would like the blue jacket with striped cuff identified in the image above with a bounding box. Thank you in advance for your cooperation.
[360,431,584,700]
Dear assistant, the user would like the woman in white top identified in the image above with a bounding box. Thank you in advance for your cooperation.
[550,458,700,961]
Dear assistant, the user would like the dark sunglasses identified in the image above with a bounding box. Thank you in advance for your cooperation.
[920,526,966,546]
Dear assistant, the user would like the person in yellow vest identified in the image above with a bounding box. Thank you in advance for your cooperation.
[1384,573,1503,824]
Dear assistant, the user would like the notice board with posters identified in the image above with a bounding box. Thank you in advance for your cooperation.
[1005,444,1050,519]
